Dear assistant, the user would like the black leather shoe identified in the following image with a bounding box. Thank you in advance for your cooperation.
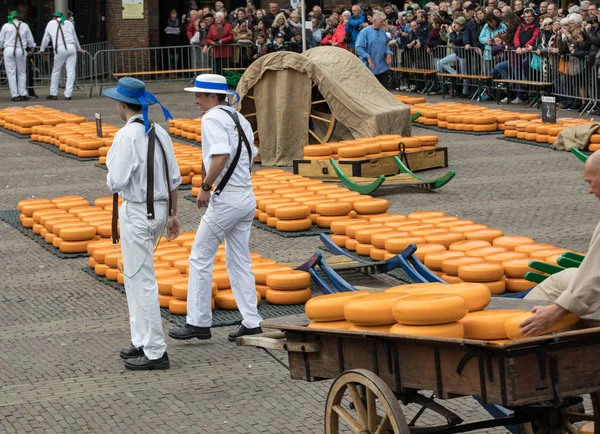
[228,324,263,342]
[11,97,19,102]
[65,97,72,100]
[28,93,38,99]
[119,344,144,359]
[19,96,29,101]
[46,95,57,100]
[124,352,169,371]
[168,324,211,340]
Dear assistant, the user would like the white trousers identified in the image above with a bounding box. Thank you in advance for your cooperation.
[524,267,577,302]
[50,44,77,97]
[4,49,27,98]
[119,201,168,360]
[187,189,263,329]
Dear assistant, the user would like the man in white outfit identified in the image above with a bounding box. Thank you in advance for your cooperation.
[0,11,36,102]
[169,74,264,343]
[39,12,83,100]
[104,77,182,370]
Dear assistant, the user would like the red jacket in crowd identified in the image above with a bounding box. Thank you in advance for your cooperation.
[207,23,234,57]
[186,17,199,42]
[513,22,539,48]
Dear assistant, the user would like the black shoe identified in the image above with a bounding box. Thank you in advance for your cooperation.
[119,344,144,359]
[46,95,57,100]
[168,323,211,340]
[228,324,263,342]
[19,96,29,101]
[11,97,19,102]
[124,352,170,371]
[28,93,38,99]
[65,97,72,100]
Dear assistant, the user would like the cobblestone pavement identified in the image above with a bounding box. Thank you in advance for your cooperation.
[0,84,597,433]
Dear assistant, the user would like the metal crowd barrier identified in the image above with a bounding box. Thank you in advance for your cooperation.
[206,41,255,75]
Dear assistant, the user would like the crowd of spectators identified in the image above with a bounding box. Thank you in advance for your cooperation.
[166,0,600,110]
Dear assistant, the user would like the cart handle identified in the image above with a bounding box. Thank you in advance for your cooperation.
[236,331,320,353]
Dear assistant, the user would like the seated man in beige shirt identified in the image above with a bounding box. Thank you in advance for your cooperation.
[521,150,600,335]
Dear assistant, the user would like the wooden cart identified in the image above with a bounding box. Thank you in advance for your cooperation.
[238,298,600,434]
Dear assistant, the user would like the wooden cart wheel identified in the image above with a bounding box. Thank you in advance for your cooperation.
[325,369,410,434]
[519,394,600,434]
[240,88,259,143]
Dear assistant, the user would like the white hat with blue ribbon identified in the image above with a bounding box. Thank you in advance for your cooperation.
[103,77,172,133]
[184,74,240,106]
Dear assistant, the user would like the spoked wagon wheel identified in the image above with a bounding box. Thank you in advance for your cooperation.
[325,369,410,434]
[309,83,336,145]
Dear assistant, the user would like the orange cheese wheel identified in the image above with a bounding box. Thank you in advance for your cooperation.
[449,224,489,234]
[466,246,507,258]
[384,221,430,230]
[441,274,463,284]
[275,217,312,232]
[392,294,468,325]
[344,293,409,326]
[398,137,422,148]
[460,309,528,340]
[18,198,50,212]
[472,124,498,132]
[159,294,175,308]
[385,237,425,254]
[338,146,367,158]
[352,199,389,215]
[370,215,407,224]
[21,202,56,217]
[355,243,373,256]
[505,312,579,340]
[347,324,392,333]
[437,220,475,229]
[411,228,448,237]
[51,221,88,236]
[215,289,261,310]
[422,216,458,225]
[449,240,492,252]
[413,244,446,262]
[372,231,409,249]
[87,240,114,256]
[502,258,535,278]
[257,198,293,211]
[307,320,352,330]
[492,236,535,250]
[169,299,187,315]
[505,277,534,292]
[266,270,311,290]
[253,266,293,285]
[32,223,43,234]
[389,322,464,338]
[464,229,505,243]
[483,252,527,264]
[442,256,484,276]
[407,211,446,221]
[424,251,466,271]
[255,284,269,298]
[305,291,369,321]
[59,226,96,241]
[304,144,333,156]
[266,288,312,305]
[20,215,34,228]
[59,240,93,254]
[51,195,85,204]
[55,199,90,211]
[159,277,189,296]
[354,227,392,244]
[274,205,311,220]
[346,238,359,251]
[424,232,465,248]
[385,282,448,295]
[213,271,230,289]
[94,263,109,276]
[330,219,362,235]
[106,267,120,281]
[482,279,506,294]
[458,263,504,282]
[370,247,389,261]
[330,234,350,247]
[529,248,571,260]
[316,202,353,216]
[32,209,67,224]
[346,223,382,239]
[504,130,518,138]
[316,215,352,228]
[422,283,491,312]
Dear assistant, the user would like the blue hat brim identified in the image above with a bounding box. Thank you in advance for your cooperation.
[103,87,157,106]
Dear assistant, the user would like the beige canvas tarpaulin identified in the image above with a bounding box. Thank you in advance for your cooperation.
[552,123,600,151]
[236,47,411,166]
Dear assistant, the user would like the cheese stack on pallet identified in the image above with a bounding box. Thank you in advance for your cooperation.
[0,106,86,135]
[31,121,118,159]
[393,94,426,105]
[503,117,596,146]
[172,142,203,190]
[590,131,600,152]
[168,118,202,143]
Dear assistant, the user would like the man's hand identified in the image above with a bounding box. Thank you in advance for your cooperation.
[79,49,87,54]
[519,304,568,336]
[367,57,375,69]
[166,215,180,240]
[465,44,471,50]
[196,189,211,208]
[385,53,392,65]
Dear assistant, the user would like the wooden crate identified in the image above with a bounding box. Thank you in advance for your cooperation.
[405,147,448,172]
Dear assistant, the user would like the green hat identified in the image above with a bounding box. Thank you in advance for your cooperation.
[52,11,65,24]
[7,11,19,24]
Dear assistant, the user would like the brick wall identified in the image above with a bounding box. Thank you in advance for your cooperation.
[106,0,160,49]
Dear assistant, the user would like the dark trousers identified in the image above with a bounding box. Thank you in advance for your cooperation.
[375,71,390,89]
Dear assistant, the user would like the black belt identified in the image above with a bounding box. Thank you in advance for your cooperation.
[111,120,172,244]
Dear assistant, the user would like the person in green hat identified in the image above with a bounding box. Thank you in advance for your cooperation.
[0,11,36,101]
[39,11,85,100]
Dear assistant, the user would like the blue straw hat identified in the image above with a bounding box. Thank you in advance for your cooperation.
[104,77,172,133]
[184,74,240,106]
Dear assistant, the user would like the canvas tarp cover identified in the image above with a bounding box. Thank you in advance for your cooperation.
[236,47,411,166]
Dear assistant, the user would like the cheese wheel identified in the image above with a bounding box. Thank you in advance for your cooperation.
[330,234,349,247]
[274,205,311,220]
[213,271,230,290]
[369,215,407,224]
[32,209,67,224]
[344,293,409,326]
[492,236,535,251]
[266,288,312,305]
[458,263,504,282]
[407,211,445,221]
[424,232,465,248]
[51,195,85,204]
[354,227,392,244]
[370,247,389,261]
[393,282,489,312]
[59,240,93,253]
[398,137,422,148]
[385,237,425,253]
[266,270,311,290]
[442,256,484,276]
[355,243,373,256]
[482,279,506,294]
[505,312,579,340]
[352,199,389,215]
[411,228,448,237]
[252,266,293,286]
[316,202,353,216]
[169,299,187,315]
[158,294,174,308]
[389,322,464,338]
[464,229,505,243]
[316,215,352,228]
[55,200,90,211]
[258,198,293,211]
[338,146,367,158]
[449,240,492,252]
[59,226,96,241]
[422,216,458,226]
[215,289,261,309]
[577,423,594,434]
[502,258,535,278]
[347,324,392,333]
[330,219,361,235]
[460,309,527,340]
[438,220,475,229]
[441,274,463,284]
[413,244,446,261]
[106,267,120,281]
[372,231,409,249]
[304,144,333,156]
[276,217,312,232]
[21,202,56,217]
[385,282,448,295]
[346,223,382,239]
[159,277,189,296]
[483,252,527,264]
[384,221,431,230]
[392,294,468,325]
[424,251,466,271]
[255,284,270,298]
[18,198,50,212]
[505,277,534,292]
[529,248,571,260]
[94,263,109,276]
[346,238,359,251]
[308,320,352,330]
[466,246,507,258]
[449,224,489,234]
[305,291,369,321]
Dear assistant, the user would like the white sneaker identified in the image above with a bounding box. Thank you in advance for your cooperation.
[500,97,508,104]
[511,97,524,104]
[409,85,416,91]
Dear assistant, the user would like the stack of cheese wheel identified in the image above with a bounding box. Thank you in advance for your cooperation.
[459,309,527,342]
[303,144,333,161]
[305,290,369,329]
[394,94,426,105]
[0,106,86,136]
[168,117,202,143]
[264,270,312,305]
[31,121,118,159]
[503,117,594,145]
[590,131,600,152]
[171,142,202,189]
[343,292,412,332]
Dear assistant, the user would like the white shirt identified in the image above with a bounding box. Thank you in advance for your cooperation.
[201,105,257,188]
[0,20,35,53]
[106,115,182,202]
[40,19,80,52]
